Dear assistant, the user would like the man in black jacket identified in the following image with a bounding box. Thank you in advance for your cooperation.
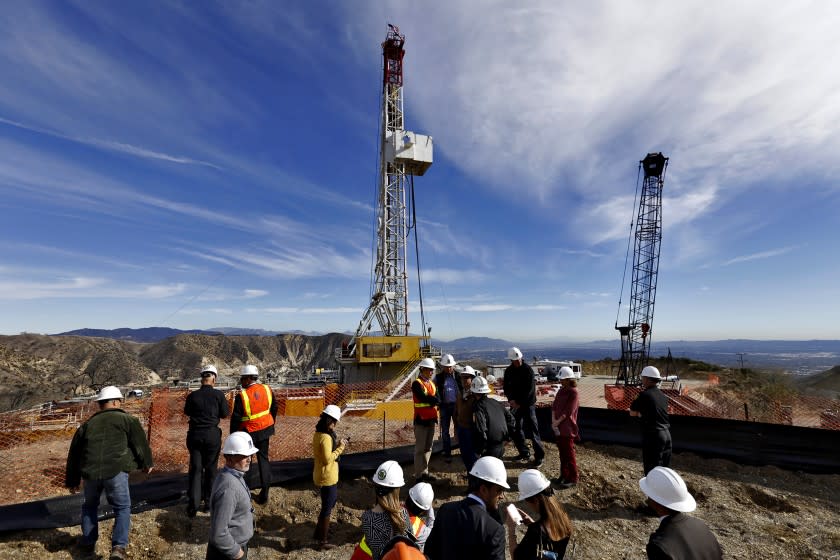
[502,347,544,466]
[184,364,230,517]
[470,376,514,459]
[629,366,671,474]
[639,467,723,559]
[425,456,509,560]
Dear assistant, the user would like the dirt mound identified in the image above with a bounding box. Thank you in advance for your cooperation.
[1,441,837,559]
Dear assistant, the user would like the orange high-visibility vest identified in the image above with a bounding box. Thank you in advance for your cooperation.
[350,516,425,560]
[350,535,373,560]
[238,383,274,432]
[413,378,438,422]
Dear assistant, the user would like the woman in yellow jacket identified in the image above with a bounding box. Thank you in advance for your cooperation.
[312,404,347,550]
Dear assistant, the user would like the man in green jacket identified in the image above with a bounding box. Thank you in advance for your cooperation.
[66,386,154,560]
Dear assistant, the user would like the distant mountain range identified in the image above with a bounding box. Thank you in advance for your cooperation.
[52,328,840,375]
[56,327,222,343]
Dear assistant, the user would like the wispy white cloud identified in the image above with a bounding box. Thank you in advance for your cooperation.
[426,302,566,313]
[254,306,360,314]
[0,276,186,300]
[722,246,798,266]
[0,116,221,169]
[420,268,486,285]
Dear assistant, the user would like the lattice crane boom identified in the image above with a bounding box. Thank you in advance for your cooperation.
[616,152,668,385]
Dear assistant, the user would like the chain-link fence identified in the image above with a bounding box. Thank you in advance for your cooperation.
[0,375,837,506]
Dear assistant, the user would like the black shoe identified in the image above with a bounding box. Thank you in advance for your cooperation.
[557,481,576,489]
[74,541,96,559]
[254,492,269,505]
[186,506,197,518]
[532,457,544,468]
[200,502,210,513]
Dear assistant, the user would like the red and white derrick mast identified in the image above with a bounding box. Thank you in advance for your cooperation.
[338,24,434,382]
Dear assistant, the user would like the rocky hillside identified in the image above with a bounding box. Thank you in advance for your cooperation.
[0,332,349,411]
[796,365,840,397]
[138,332,347,380]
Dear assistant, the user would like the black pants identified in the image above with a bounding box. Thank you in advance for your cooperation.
[187,428,222,512]
[206,543,247,560]
[483,441,506,460]
[642,429,672,474]
[245,436,272,495]
[511,405,545,460]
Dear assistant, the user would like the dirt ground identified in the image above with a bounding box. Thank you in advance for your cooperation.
[0,439,838,560]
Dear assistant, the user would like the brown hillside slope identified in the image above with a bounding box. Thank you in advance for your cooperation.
[0,333,350,411]
[796,366,840,397]
[0,334,156,411]
[138,333,347,379]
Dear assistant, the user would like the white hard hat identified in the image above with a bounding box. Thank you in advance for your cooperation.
[518,469,551,501]
[558,366,576,380]
[470,376,490,394]
[222,431,259,456]
[322,404,342,422]
[641,366,662,380]
[408,482,434,510]
[373,460,405,488]
[240,364,259,378]
[418,358,436,370]
[201,364,218,376]
[96,386,123,401]
[507,347,523,360]
[639,467,696,512]
[439,354,456,367]
[459,365,476,377]
[469,456,510,489]
[486,374,496,384]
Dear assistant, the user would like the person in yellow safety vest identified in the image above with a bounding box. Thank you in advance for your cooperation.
[412,358,439,483]
[403,482,435,552]
[352,461,420,560]
[230,364,277,505]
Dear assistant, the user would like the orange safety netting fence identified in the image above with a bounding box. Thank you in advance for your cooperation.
[0,376,837,506]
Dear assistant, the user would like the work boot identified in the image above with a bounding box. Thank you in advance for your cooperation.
[110,546,127,560]
[254,490,268,505]
[74,540,96,560]
[314,517,337,550]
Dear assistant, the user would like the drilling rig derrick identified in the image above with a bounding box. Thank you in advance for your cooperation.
[336,24,436,384]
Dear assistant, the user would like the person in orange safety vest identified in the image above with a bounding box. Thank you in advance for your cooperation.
[230,364,277,505]
[412,358,439,482]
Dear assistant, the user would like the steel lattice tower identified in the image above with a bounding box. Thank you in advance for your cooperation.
[352,24,432,341]
[616,152,668,385]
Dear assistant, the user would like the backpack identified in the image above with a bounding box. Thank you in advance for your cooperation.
[381,535,427,560]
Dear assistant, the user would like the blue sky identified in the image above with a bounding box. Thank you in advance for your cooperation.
[1,1,839,342]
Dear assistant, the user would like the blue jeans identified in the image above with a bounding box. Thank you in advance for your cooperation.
[456,426,477,472]
[81,471,131,548]
[439,402,456,455]
[318,484,338,520]
[511,405,545,461]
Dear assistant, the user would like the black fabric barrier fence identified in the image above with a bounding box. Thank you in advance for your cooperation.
[535,407,840,474]
[2,408,838,533]
[0,444,424,533]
